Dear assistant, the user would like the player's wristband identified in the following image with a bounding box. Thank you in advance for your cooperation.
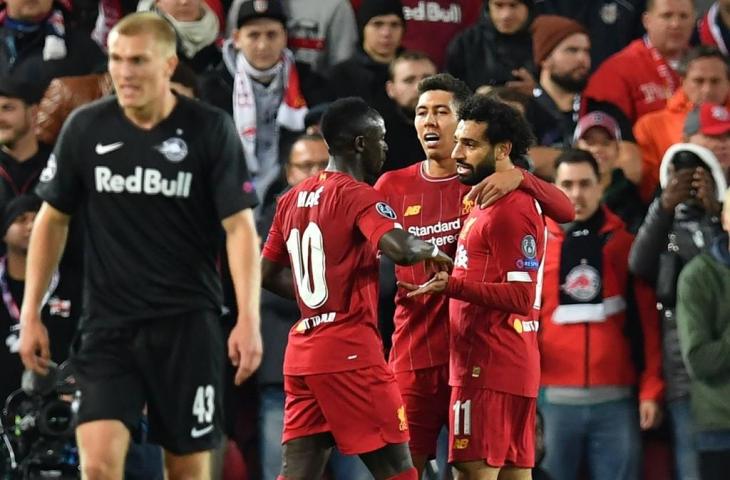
[430,245,439,258]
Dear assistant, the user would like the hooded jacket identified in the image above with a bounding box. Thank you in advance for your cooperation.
[445,4,535,91]
[629,143,725,401]
[540,206,664,402]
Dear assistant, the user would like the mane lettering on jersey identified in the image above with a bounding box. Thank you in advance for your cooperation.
[297,186,325,208]
[94,167,192,198]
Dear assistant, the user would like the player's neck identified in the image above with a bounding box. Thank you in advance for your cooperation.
[494,158,515,172]
[1,134,38,162]
[330,156,366,182]
[5,251,26,281]
[123,90,177,130]
[424,158,456,177]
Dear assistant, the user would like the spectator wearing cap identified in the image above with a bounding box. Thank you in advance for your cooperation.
[540,148,664,480]
[574,111,647,232]
[528,15,589,178]
[0,0,106,89]
[0,77,51,212]
[200,0,329,208]
[684,102,730,181]
[630,143,727,480]
[0,194,78,408]
[327,0,405,116]
[446,0,536,93]
[634,46,730,203]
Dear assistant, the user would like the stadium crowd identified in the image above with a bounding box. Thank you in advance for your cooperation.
[0,0,729,479]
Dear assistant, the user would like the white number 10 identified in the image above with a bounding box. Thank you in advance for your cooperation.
[286,222,328,309]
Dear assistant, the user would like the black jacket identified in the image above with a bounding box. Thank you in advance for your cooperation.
[445,8,535,91]
[327,49,393,117]
[629,198,723,401]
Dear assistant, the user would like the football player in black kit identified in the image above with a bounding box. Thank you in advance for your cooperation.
[17,12,262,480]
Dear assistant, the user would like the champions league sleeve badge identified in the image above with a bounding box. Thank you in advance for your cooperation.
[376,202,397,220]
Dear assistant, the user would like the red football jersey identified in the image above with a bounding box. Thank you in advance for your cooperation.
[446,190,546,398]
[374,162,471,372]
[262,172,400,376]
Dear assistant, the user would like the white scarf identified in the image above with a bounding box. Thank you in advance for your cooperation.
[225,46,308,181]
[162,4,219,59]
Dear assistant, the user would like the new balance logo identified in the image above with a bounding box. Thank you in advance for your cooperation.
[95,167,192,197]
[95,142,124,155]
[190,425,213,438]
[404,205,421,216]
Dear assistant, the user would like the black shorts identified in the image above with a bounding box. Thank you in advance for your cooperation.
[71,311,225,454]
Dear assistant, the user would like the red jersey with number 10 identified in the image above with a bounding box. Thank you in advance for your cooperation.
[448,190,546,397]
[374,162,471,372]
[262,172,400,376]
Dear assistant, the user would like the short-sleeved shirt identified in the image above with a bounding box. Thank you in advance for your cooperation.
[374,161,471,372]
[449,190,545,398]
[36,95,258,329]
[262,171,400,376]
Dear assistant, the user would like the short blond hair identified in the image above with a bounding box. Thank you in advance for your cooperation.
[109,12,177,57]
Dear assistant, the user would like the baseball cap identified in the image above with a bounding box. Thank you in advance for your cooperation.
[684,103,730,137]
[236,0,287,28]
[572,111,622,144]
[0,76,45,105]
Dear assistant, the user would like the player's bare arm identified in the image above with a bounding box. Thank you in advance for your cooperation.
[379,228,453,270]
[261,257,295,299]
[223,209,263,385]
[18,202,70,375]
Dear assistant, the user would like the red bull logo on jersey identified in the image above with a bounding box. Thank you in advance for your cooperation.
[403,1,462,23]
[563,263,601,302]
[94,167,192,198]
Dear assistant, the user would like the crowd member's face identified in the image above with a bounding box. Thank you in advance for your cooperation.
[108,31,178,111]
[415,89,459,162]
[386,59,437,111]
[688,131,730,173]
[452,120,499,185]
[575,127,619,178]
[555,161,603,221]
[286,139,329,186]
[234,18,287,70]
[5,0,52,21]
[0,97,33,148]
[488,0,529,35]
[156,0,203,21]
[544,33,591,93]
[4,211,35,254]
[363,14,404,62]
[643,0,694,56]
[683,57,730,105]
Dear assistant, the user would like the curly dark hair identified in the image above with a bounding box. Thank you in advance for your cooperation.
[457,95,535,161]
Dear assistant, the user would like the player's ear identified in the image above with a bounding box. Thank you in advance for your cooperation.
[354,135,365,153]
[496,141,512,162]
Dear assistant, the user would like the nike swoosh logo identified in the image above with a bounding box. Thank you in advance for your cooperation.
[190,424,213,439]
[95,142,124,155]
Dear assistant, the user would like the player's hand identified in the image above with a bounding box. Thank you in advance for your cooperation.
[398,271,449,297]
[18,313,51,375]
[228,317,263,385]
[425,249,453,273]
[639,400,662,430]
[466,168,524,208]
[505,68,537,97]
[691,167,721,216]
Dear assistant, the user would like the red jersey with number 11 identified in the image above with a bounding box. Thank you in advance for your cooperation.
[262,172,400,376]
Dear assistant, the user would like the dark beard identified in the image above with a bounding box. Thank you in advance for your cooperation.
[550,71,588,93]
[457,151,497,186]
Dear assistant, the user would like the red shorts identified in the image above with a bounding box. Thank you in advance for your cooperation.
[283,364,410,455]
[394,364,450,457]
[448,386,536,468]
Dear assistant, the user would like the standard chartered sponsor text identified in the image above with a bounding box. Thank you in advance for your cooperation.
[95,167,192,198]
[408,218,460,246]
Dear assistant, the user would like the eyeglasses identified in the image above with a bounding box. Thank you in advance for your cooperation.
[289,160,329,173]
